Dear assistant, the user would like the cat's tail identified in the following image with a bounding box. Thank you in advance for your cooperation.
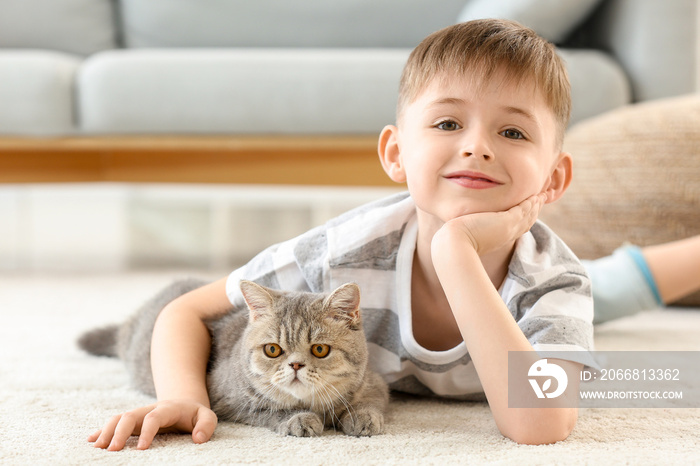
[77,325,119,357]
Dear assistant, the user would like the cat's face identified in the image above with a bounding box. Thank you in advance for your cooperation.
[240,281,368,409]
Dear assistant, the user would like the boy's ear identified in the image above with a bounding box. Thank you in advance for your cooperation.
[543,152,573,204]
[377,125,407,183]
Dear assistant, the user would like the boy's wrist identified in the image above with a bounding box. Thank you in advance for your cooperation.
[155,397,211,409]
[156,391,211,408]
[431,224,480,274]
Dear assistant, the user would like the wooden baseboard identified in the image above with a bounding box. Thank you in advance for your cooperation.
[0,135,398,187]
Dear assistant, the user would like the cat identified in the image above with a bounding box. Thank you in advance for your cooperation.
[78,278,389,437]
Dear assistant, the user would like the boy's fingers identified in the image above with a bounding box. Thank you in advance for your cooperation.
[93,414,121,449]
[91,403,217,450]
[192,407,218,444]
[522,194,545,218]
[507,195,544,238]
[520,193,545,210]
[527,194,545,215]
[87,429,102,443]
[137,412,163,450]
[108,412,139,451]
[135,403,183,448]
[508,194,537,215]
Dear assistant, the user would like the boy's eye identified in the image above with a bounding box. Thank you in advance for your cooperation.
[263,344,284,358]
[435,120,461,131]
[501,129,524,140]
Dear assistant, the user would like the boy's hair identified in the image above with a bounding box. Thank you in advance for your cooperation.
[398,19,571,147]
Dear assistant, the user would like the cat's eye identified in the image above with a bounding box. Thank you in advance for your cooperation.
[263,344,284,358]
[310,344,330,358]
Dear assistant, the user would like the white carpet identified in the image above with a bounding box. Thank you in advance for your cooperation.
[2,271,699,465]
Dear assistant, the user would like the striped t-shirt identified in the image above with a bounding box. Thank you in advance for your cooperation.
[225,192,594,399]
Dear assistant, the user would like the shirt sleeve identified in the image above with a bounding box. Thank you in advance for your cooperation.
[225,223,330,308]
[502,222,595,365]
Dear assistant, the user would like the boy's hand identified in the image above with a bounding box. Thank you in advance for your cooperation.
[88,399,217,451]
[434,193,547,256]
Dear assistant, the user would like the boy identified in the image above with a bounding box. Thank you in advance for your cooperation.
[89,19,594,449]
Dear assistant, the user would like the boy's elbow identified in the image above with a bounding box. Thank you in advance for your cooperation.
[501,408,577,445]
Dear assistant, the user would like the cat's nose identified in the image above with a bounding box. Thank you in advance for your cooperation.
[290,362,305,371]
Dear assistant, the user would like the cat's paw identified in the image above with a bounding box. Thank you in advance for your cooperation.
[278,412,324,437]
[340,407,384,437]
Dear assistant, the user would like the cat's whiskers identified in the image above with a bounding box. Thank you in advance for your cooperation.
[310,385,319,423]
[309,385,328,427]
[315,376,356,430]
[311,384,339,428]
[236,380,282,425]
[234,390,265,424]
[304,372,334,411]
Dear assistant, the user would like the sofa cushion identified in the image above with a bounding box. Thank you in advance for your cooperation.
[0,51,80,135]
[539,94,700,306]
[120,0,465,48]
[0,0,118,56]
[576,0,698,102]
[559,49,631,125]
[77,49,409,134]
[76,47,630,135]
[458,0,603,43]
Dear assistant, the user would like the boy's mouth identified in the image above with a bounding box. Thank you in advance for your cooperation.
[444,171,503,189]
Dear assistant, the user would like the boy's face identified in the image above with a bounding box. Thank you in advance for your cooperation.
[388,72,565,224]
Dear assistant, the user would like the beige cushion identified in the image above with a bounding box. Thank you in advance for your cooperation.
[540,93,700,306]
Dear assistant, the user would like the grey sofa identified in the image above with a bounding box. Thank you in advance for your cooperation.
[0,0,697,185]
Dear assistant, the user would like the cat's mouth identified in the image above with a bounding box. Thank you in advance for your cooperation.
[288,372,309,388]
[282,374,315,400]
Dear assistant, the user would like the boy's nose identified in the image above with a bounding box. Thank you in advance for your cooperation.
[463,150,493,161]
[461,128,493,161]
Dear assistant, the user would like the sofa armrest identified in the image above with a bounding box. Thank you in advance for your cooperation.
[571,0,698,102]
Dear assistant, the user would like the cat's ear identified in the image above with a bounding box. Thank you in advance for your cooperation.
[323,283,361,328]
[239,280,274,321]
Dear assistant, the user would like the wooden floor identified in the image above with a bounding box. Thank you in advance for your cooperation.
[0,135,397,187]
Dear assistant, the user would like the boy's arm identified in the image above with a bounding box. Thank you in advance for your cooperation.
[431,194,580,445]
[90,277,231,451]
[151,277,231,407]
